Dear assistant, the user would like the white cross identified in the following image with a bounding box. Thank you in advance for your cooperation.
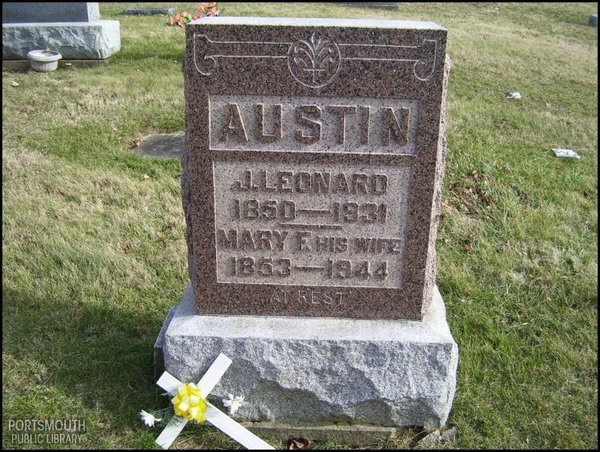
[155,353,274,450]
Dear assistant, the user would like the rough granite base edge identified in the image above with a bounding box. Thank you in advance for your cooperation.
[157,283,458,429]
[2,20,121,59]
[242,421,405,445]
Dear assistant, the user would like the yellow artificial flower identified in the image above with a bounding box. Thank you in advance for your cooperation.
[171,383,207,423]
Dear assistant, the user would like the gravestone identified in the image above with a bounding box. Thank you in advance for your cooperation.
[2,2,120,60]
[131,132,185,161]
[122,7,176,16]
[340,2,401,9]
[157,16,458,436]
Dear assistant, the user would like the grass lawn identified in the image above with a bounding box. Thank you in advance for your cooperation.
[2,2,597,449]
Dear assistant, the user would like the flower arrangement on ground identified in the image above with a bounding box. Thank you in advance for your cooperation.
[168,2,219,27]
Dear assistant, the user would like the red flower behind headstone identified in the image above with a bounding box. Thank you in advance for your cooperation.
[194,2,219,20]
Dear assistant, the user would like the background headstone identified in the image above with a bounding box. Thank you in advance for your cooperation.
[339,2,400,9]
[2,2,100,23]
[2,2,120,60]
[122,7,176,16]
[131,132,185,161]
[158,16,458,433]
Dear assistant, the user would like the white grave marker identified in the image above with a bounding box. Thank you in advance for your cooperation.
[154,353,274,450]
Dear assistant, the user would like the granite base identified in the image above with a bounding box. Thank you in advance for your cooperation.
[155,283,458,430]
[2,20,120,60]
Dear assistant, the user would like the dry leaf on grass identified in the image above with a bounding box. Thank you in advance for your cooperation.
[287,437,315,450]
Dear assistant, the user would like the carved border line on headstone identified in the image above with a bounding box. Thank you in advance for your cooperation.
[193,33,438,87]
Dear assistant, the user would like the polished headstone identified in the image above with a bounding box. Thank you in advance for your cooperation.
[183,17,449,320]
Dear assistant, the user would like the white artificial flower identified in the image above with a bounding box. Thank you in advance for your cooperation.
[222,394,245,415]
[140,409,162,427]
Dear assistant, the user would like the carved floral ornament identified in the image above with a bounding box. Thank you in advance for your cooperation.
[193,32,438,88]
[287,33,342,88]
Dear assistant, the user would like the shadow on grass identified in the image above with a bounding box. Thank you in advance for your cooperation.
[2,285,175,432]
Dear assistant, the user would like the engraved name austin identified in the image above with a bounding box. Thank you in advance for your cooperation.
[219,102,410,148]
[210,96,419,154]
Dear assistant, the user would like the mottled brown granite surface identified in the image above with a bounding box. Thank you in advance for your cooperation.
[183,17,449,320]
